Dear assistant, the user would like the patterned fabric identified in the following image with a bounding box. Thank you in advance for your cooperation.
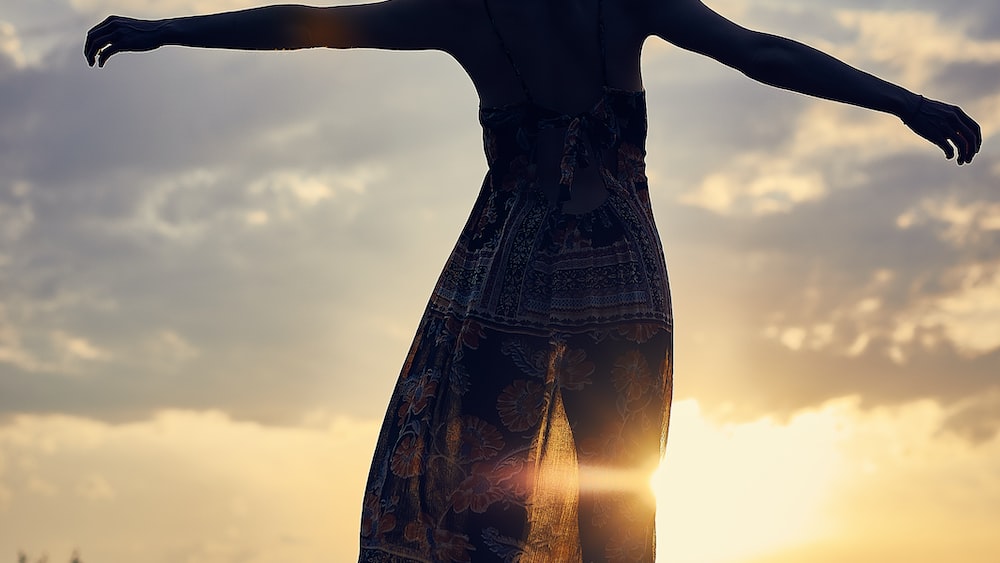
[359,1,673,561]
[436,88,671,332]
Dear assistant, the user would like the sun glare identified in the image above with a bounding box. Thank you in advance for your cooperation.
[651,399,844,563]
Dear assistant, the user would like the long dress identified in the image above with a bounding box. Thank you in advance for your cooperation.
[359,1,672,561]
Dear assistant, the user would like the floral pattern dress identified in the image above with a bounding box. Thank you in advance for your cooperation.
[359,1,672,561]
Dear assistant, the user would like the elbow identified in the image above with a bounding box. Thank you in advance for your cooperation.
[739,33,796,84]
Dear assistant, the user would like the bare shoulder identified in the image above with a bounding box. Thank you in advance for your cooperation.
[613,0,674,36]
[601,0,657,40]
[623,0,760,61]
[608,0,719,43]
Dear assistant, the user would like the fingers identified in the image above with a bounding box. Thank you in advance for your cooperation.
[86,37,111,67]
[956,107,983,166]
[84,16,116,66]
[949,108,981,165]
[86,39,116,68]
[912,99,983,166]
[84,16,129,67]
[954,130,974,166]
[957,107,983,152]
[97,45,114,68]
[935,138,956,161]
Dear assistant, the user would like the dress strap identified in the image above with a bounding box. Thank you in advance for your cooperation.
[483,0,610,100]
[598,0,609,86]
[483,0,533,102]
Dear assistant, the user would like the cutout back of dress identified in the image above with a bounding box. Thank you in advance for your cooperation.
[482,0,614,213]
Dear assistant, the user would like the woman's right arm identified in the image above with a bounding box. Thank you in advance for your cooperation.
[640,0,982,165]
[84,1,461,68]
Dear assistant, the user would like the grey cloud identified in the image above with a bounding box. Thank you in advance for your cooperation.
[936,0,1000,39]
[931,60,1000,102]
[643,55,812,204]
[640,2,1000,425]
[3,0,999,428]
[941,391,1000,444]
[663,149,1000,425]
[0,37,482,423]
[738,2,859,43]
[701,335,1000,423]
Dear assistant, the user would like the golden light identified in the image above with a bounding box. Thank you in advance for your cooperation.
[651,399,845,563]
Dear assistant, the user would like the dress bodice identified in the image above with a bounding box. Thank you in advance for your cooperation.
[477,0,651,204]
[479,86,650,203]
[422,0,670,334]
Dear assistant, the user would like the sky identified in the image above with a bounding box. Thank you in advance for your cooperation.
[1,0,999,561]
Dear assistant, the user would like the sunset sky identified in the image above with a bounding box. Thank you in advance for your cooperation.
[1,0,999,561]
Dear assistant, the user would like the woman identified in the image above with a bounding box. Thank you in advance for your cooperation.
[85,1,981,561]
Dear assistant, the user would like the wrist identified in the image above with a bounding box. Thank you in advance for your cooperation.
[155,18,181,46]
[901,92,926,124]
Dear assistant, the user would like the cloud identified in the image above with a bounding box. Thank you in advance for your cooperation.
[244,165,383,223]
[664,6,998,218]
[0,410,380,562]
[893,260,1000,358]
[145,329,199,363]
[70,0,266,19]
[657,395,998,562]
[25,475,58,497]
[2,8,997,562]
[756,257,1000,363]
[749,169,1000,364]
[0,28,482,422]
[737,396,1000,563]
[0,21,26,71]
[1,314,113,376]
[673,11,998,219]
[3,396,999,563]
[648,1,999,415]
[75,473,116,500]
[0,181,34,243]
[680,157,828,216]
[52,330,112,362]
[2,0,997,431]
[941,389,1000,444]
[0,308,37,373]
[831,9,1000,88]
[897,195,1000,246]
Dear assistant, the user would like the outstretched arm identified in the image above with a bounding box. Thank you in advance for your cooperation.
[84,1,457,67]
[643,0,982,165]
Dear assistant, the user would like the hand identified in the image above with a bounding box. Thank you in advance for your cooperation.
[902,95,982,165]
[84,16,167,68]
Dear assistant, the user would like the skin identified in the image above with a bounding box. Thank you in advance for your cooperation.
[83,0,982,165]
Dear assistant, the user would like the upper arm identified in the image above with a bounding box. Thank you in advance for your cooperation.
[307,0,468,52]
[639,0,768,71]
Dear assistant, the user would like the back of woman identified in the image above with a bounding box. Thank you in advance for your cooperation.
[362,1,674,560]
[454,0,646,106]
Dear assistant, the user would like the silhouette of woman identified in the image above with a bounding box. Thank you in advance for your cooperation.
[86,1,981,561]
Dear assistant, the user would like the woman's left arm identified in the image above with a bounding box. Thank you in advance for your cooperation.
[85,1,460,68]
[642,0,983,165]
